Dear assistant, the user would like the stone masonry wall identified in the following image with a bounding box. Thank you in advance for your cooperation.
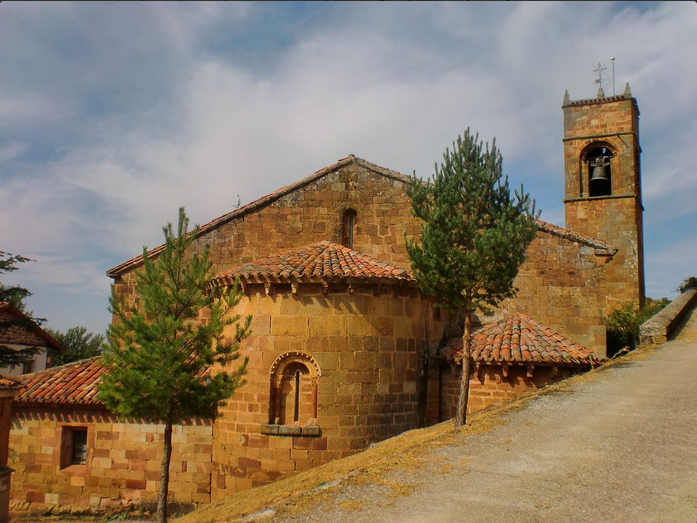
[211,283,444,500]
[500,229,610,356]
[427,363,577,424]
[563,97,644,307]
[0,397,12,467]
[111,162,420,318]
[0,310,45,346]
[111,160,612,352]
[10,408,213,510]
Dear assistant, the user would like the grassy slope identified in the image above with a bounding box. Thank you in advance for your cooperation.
[177,346,658,523]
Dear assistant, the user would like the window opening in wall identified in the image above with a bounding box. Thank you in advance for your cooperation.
[342,209,357,249]
[60,426,87,468]
[72,429,87,465]
[294,370,301,423]
[276,362,312,425]
[22,360,33,375]
[586,146,614,197]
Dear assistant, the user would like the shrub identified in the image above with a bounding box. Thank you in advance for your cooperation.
[607,298,670,357]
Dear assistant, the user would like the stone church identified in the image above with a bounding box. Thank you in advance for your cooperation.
[10,89,644,509]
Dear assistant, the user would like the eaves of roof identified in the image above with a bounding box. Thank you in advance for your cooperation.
[0,302,65,352]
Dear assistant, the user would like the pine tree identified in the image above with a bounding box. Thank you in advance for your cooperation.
[0,251,43,368]
[406,129,538,427]
[99,208,250,523]
[45,326,105,366]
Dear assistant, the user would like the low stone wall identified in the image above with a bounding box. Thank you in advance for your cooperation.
[427,363,578,424]
[640,288,697,346]
[10,407,213,511]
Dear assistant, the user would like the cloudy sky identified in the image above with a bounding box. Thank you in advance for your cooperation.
[1,1,695,335]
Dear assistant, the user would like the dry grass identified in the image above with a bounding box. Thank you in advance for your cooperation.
[15,342,664,523]
[175,349,652,523]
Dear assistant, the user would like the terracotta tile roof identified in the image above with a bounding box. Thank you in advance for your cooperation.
[16,357,105,406]
[211,241,414,287]
[0,374,22,390]
[442,313,604,367]
[107,155,410,277]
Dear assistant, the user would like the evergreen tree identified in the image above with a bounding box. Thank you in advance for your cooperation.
[406,129,538,427]
[678,276,697,294]
[45,326,105,366]
[0,251,43,368]
[99,208,250,523]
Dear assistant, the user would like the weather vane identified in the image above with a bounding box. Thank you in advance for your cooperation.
[593,62,607,91]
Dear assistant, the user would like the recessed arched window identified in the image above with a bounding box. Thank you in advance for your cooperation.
[269,352,321,426]
[585,145,614,197]
[342,209,357,249]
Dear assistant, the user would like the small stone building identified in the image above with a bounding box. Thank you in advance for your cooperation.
[428,313,604,422]
[10,358,213,510]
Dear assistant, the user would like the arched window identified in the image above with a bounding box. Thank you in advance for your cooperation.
[585,145,614,197]
[269,352,321,426]
[342,209,357,249]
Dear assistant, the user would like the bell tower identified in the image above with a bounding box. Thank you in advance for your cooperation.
[563,84,645,308]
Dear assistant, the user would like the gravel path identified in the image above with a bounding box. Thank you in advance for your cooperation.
[267,307,697,523]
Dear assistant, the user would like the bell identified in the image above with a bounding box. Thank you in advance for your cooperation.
[590,163,609,183]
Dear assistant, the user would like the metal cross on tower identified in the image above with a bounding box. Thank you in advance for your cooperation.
[594,62,607,90]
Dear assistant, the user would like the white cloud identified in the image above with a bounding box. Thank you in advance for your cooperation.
[1,2,695,333]
[0,142,28,163]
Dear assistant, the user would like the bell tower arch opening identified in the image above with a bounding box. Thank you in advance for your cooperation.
[584,145,614,197]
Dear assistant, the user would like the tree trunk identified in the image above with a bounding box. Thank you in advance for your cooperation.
[157,422,173,523]
[455,310,472,428]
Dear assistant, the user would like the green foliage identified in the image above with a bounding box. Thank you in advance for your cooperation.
[0,251,32,308]
[100,207,250,423]
[45,326,106,366]
[607,298,670,356]
[406,129,538,427]
[406,129,539,314]
[0,251,42,368]
[678,276,697,294]
[99,208,249,522]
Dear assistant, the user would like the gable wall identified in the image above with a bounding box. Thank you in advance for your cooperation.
[0,310,46,347]
[111,162,418,316]
[501,230,610,355]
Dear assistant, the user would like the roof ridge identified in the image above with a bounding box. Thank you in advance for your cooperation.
[446,313,603,367]
[536,219,616,253]
[107,156,410,277]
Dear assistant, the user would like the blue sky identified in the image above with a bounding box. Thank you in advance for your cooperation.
[1,1,695,336]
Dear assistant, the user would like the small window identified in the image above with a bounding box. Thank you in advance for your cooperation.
[22,360,34,375]
[269,352,321,429]
[342,209,357,249]
[61,427,88,468]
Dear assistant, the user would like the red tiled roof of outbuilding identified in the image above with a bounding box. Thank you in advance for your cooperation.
[17,357,105,406]
[210,241,415,287]
[443,313,604,367]
[0,374,22,390]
